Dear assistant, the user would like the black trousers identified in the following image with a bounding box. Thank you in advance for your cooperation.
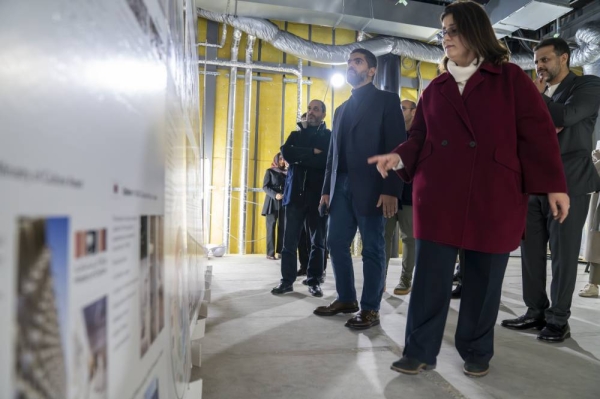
[298,223,328,271]
[266,208,284,257]
[404,240,509,366]
[280,202,327,286]
[521,194,590,326]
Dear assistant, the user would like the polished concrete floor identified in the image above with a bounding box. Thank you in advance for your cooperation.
[194,255,599,399]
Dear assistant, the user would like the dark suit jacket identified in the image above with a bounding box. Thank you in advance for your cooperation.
[281,123,331,207]
[322,84,406,216]
[261,168,286,216]
[542,72,600,196]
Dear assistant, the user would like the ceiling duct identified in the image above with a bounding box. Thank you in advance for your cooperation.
[486,0,572,38]
[197,9,600,71]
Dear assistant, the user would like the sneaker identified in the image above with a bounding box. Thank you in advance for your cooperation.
[579,283,599,297]
[393,280,411,295]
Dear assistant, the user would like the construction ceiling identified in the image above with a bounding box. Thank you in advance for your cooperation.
[194,0,580,43]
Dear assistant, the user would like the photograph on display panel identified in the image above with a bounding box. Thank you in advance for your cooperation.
[140,216,151,357]
[141,215,165,358]
[15,217,69,399]
[82,296,108,399]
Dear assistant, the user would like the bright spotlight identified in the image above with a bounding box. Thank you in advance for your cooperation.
[330,73,345,88]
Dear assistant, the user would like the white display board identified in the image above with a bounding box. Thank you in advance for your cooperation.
[0,0,205,398]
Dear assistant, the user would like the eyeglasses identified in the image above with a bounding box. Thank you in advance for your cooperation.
[436,27,459,41]
[401,107,416,111]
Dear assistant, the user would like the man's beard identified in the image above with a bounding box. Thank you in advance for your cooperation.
[539,66,559,83]
[347,69,368,87]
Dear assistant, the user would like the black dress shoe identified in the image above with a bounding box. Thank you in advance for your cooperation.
[345,310,380,330]
[463,362,489,377]
[303,276,325,285]
[271,283,293,295]
[501,314,546,330]
[297,268,307,276]
[537,323,570,343]
[308,284,323,297]
[314,299,359,316]
[451,284,462,299]
[390,357,435,375]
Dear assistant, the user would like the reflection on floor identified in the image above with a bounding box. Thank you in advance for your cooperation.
[193,256,599,399]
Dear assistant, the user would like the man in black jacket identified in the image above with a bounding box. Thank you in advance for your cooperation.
[502,38,600,342]
[271,100,331,297]
[314,49,405,329]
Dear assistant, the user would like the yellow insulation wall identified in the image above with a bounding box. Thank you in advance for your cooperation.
[197,18,439,254]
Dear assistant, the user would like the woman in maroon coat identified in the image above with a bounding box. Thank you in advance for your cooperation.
[369,1,569,377]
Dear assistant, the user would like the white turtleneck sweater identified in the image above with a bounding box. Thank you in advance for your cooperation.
[446,58,481,94]
[393,57,482,171]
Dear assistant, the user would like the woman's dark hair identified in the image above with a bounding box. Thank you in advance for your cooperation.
[439,0,510,72]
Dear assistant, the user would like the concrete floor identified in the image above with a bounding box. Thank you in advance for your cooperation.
[194,255,599,399]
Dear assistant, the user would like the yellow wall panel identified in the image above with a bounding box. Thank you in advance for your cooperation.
[420,61,439,80]
[312,25,333,45]
[334,27,357,45]
[401,88,418,104]
[201,18,444,253]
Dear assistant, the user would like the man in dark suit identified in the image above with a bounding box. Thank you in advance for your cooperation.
[271,100,331,297]
[502,38,600,342]
[313,49,405,329]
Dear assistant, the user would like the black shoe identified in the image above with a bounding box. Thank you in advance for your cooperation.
[308,284,323,297]
[463,362,489,378]
[501,314,546,330]
[451,284,462,299]
[314,300,359,316]
[271,283,293,295]
[390,357,435,375]
[297,268,307,276]
[345,310,380,330]
[537,323,570,343]
[303,275,325,285]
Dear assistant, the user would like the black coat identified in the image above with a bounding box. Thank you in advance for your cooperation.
[322,84,406,216]
[281,123,331,207]
[543,72,600,196]
[261,168,286,216]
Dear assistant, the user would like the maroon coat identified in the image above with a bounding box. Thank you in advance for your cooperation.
[394,62,567,254]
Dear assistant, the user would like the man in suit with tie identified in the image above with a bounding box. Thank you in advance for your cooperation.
[313,48,405,329]
[502,38,600,342]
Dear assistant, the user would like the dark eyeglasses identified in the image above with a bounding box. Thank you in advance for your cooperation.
[436,27,459,41]
[401,106,416,111]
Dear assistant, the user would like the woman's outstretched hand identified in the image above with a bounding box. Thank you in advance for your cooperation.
[367,153,402,178]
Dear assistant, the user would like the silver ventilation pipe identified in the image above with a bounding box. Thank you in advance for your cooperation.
[197,22,227,48]
[296,58,303,121]
[223,28,242,252]
[572,21,600,68]
[238,35,256,255]
[198,9,600,70]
